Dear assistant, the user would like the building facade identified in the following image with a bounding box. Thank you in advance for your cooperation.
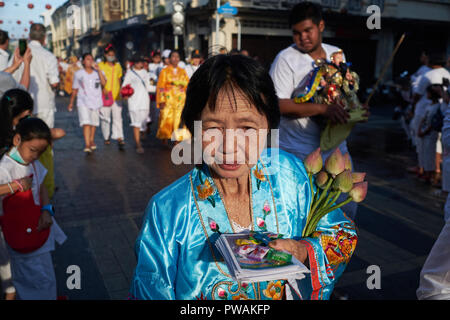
[51,0,450,85]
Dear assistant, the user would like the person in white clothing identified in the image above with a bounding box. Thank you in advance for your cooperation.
[122,55,156,154]
[418,86,443,184]
[269,2,360,219]
[0,30,10,71]
[185,49,202,79]
[0,118,66,300]
[12,24,59,129]
[413,52,450,182]
[68,53,107,153]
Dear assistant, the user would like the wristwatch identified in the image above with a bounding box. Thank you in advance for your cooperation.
[41,204,55,217]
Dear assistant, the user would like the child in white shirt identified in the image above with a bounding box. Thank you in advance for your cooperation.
[122,55,156,154]
[418,85,444,184]
[0,118,66,299]
[68,53,106,153]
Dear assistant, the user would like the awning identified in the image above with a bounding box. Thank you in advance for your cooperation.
[102,14,148,33]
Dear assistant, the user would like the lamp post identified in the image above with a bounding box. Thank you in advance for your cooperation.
[171,1,184,50]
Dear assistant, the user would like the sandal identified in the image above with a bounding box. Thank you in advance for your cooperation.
[118,139,125,150]
[90,144,97,150]
[104,140,111,145]
[83,147,92,153]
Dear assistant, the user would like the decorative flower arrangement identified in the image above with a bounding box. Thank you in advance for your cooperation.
[302,147,368,238]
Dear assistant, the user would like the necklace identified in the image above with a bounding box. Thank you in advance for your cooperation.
[213,173,254,233]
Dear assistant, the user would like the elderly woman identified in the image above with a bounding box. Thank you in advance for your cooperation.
[130,55,357,300]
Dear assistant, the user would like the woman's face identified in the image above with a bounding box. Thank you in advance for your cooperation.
[12,109,32,127]
[169,52,180,67]
[83,55,94,68]
[200,87,269,180]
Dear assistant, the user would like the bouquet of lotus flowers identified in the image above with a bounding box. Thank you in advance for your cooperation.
[302,147,368,238]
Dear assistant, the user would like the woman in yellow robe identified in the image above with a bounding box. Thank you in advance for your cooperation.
[156,51,190,142]
[64,56,81,96]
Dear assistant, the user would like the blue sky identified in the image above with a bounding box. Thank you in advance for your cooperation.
[0,0,67,39]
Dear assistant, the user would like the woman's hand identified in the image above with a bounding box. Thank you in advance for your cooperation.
[68,103,73,112]
[269,239,308,264]
[37,211,53,232]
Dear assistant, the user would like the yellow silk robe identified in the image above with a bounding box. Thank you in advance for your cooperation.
[156,65,190,141]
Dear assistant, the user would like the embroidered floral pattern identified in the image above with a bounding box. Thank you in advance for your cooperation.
[196,292,207,300]
[262,281,284,300]
[315,226,357,266]
[208,217,220,234]
[197,171,216,207]
[253,165,266,190]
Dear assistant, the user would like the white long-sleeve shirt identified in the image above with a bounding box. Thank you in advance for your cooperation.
[122,68,155,111]
[12,40,59,114]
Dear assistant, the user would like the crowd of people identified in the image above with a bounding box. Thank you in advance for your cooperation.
[0,0,449,301]
[391,50,450,300]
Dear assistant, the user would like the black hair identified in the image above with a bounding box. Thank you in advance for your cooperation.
[104,44,115,55]
[0,29,9,45]
[0,89,34,154]
[426,85,441,102]
[181,54,280,134]
[289,1,323,27]
[30,23,46,41]
[169,50,180,58]
[15,117,52,146]
[428,50,446,67]
[82,52,92,61]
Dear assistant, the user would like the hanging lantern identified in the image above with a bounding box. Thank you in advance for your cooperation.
[29,20,34,25]
[17,20,21,25]
[0,2,5,8]
[0,20,3,24]
[45,4,52,10]
[27,3,34,9]
[24,28,28,32]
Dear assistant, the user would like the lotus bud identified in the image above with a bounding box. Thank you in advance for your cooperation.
[351,172,366,183]
[316,171,329,189]
[304,147,322,175]
[344,153,352,171]
[325,148,345,176]
[332,169,353,193]
[349,182,368,202]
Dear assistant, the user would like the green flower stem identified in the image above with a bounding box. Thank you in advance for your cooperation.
[310,178,332,214]
[318,190,341,216]
[305,192,349,237]
[302,174,315,237]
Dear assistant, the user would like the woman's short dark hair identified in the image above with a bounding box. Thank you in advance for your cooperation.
[169,50,180,58]
[15,117,52,146]
[181,54,280,134]
[289,1,323,27]
[0,89,34,152]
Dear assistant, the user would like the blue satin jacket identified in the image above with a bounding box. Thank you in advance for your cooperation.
[129,149,357,300]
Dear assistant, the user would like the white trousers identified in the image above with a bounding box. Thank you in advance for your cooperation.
[421,131,439,171]
[35,109,55,129]
[99,101,124,141]
[417,218,450,299]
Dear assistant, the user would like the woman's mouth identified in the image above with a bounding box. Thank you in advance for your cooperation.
[218,163,242,171]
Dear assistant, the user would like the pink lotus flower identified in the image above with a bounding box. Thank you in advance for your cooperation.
[332,169,353,193]
[349,182,368,202]
[344,153,352,171]
[351,172,366,183]
[218,287,227,299]
[256,217,266,228]
[325,148,345,176]
[316,171,329,189]
[304,148,323,175]
[208,217,219,232]
[263,201,271,214]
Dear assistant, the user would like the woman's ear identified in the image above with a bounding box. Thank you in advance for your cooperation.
[12,133,21,147]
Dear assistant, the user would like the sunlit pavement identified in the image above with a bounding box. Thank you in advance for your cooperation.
[50,96,445,299]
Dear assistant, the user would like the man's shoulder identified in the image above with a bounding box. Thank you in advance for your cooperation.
[322,43,343,57]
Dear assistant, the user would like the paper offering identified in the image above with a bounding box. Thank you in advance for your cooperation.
[215,231,310,282]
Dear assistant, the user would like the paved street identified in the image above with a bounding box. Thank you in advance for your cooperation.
[50,96,446,300]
